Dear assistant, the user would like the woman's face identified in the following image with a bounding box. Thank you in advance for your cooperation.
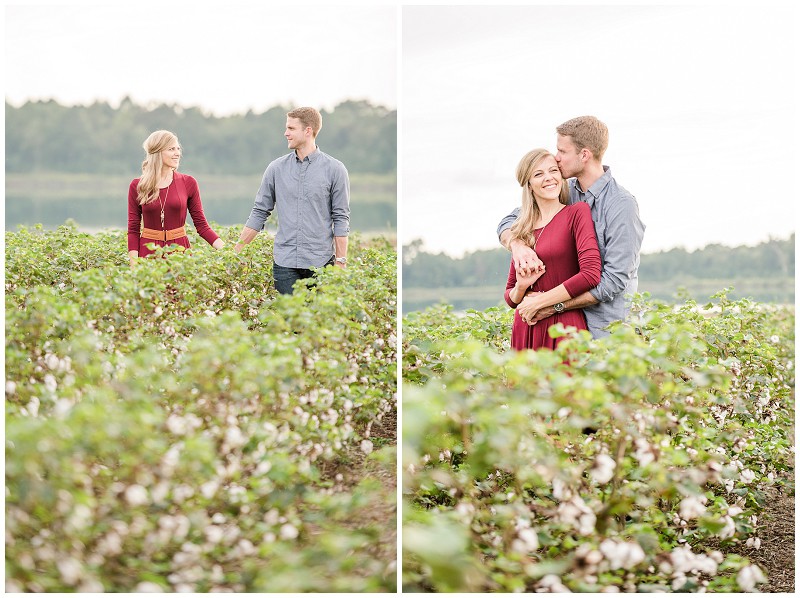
[160,140,182,170]
[528,155,562,201]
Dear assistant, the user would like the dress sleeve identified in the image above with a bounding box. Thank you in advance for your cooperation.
[504,259,520,308]
[185,176,220,246]
[127,180,142,252]
[562,203,602,298]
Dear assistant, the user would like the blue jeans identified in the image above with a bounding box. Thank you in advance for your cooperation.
[273,257,334,295]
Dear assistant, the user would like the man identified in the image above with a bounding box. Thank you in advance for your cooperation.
[497,116,645,338]
[234,107,350,294]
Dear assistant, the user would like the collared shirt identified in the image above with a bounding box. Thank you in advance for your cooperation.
[245,147,350,268]
[496,166,645,338]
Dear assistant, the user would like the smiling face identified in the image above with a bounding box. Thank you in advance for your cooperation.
[285,117,312,150]
[528,155,563,202]
[160,139,181,171]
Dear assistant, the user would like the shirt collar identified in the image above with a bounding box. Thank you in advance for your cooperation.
[575,165,612,206]
[294,146,320,162]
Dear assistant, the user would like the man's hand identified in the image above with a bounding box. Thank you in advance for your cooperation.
[528,305,556,325]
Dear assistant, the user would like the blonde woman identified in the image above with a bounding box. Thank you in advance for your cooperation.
[127,130,224,266]
[504,149,601,350]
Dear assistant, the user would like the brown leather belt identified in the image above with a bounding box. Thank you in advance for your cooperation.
[141,226,186,241]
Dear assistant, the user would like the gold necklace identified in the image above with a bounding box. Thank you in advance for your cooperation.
[158,180,171,228]
[532,205,564,251]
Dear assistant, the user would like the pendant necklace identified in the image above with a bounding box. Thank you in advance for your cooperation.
[532,206,562,251]
[158,179,171,228]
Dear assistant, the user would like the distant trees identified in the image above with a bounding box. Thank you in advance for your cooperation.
[5,98,396,176]
[403,234,795,289]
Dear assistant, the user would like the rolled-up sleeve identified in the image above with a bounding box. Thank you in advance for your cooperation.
[496,207,520,241]
[244,166,276,231]
[331,163,350,237]
[590,194,645,303]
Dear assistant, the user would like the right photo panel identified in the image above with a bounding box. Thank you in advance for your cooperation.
[400,4,795,593]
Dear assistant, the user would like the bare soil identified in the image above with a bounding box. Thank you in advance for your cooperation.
[739,484,795,592]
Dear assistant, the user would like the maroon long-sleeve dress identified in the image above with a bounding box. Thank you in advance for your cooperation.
[127,172,219,257]
[505,202,601,350]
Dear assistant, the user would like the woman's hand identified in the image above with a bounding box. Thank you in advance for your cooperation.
[515,264,544,290]
[212,239,225,250]
[128,250,138,269]
[517,291,546,324]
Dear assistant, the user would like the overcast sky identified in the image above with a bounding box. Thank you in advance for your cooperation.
[4,2,397,115]
[402,3,798,256]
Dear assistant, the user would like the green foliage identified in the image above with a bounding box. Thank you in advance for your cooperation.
[6,98,396,175]
[402,293,793,592]
[402,235,795,311]
[5,225,397,592]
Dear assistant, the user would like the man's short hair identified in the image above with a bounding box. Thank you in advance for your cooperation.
[557,116,609,161]
[287,107,322,137]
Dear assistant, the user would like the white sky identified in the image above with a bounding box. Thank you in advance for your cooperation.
[401,3,798,256]
[4,2,398,115]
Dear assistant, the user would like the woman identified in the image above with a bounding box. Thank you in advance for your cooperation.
[504,149,601,350]
[127,130,224,266]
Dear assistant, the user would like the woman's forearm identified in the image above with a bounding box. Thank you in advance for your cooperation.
[530,283,571,310]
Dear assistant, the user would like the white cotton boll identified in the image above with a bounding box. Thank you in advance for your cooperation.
[360,439,374,454]
[538,574,571,593]
[225,426,246,449]
[737,564,766,592]
[200,480,219,499]
[204,525,224,544]
[56,557,83,585]
[280,524,299,540]
[552,477,570,500]
[679,496,708,519]
[517,527,539,552]
[135,582,165,592]
[124,484,149,507]
[728,505,744,517]
[43,374,57,393]
[6,380,17,395]
[718,516,736,540]
[740,469,756,484]
[166,414,188,435]
[590,454,616,485]
[45,354,60,370]
[745,537,761,549]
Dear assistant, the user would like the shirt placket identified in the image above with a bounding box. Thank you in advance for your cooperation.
[297,158,309,268]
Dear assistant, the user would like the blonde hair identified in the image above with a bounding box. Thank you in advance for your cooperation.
[508,149,569,247]
[287,107,322,137]
[556,116,608,161]
[137,130,179,205]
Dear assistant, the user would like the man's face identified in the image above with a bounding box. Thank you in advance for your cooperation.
[285,117,310,150]
[555,134,583,179]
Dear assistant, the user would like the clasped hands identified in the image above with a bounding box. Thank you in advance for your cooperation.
[512,245,555,326]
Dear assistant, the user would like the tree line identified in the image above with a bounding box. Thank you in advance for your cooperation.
[403,234,795,288]
[5,98,396,176]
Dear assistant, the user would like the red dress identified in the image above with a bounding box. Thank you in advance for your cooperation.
[505,202,601,350]
[127,172,220,257]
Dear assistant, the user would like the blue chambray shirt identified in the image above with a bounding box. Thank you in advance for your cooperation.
[497,166,645,338]
[245,147,350,269]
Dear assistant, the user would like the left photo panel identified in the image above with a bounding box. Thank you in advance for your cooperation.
[5,4,398,593]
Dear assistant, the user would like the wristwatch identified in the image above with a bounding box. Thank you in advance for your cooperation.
[335,256,347,265]
[553,302,565,313]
